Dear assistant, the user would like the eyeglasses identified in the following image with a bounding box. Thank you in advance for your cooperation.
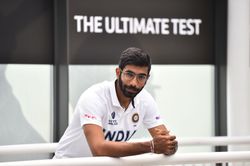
[120,69,148,83]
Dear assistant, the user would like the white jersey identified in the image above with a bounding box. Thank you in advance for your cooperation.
[54,80,163,158]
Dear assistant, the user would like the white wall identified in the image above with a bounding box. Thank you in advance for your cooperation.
[227,0,250,150]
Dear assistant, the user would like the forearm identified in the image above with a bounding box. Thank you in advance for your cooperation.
[84,124,151,157]
[90,140,151,157]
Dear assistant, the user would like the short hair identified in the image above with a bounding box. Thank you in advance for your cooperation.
[118,47,151,74]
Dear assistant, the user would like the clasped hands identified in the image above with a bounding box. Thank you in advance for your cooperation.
[151,130,178,155]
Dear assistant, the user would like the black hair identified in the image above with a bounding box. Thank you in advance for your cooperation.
[118,47,151,74]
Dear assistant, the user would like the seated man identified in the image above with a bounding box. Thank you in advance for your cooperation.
[54,47,178,158]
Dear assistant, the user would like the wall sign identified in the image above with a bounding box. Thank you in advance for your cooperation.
[68,0,214,64]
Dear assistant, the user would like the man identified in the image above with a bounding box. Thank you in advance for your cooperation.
[54,47,178,158]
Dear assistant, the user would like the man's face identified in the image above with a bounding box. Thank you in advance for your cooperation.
[116,65,149,98]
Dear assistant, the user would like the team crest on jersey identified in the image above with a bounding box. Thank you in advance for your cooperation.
[132,113,139,123]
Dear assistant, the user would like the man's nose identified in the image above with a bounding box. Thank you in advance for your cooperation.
[130,76,138,86]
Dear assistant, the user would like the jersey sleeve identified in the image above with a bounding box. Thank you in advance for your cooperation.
[76,91,105,128]
[142,93,164,129]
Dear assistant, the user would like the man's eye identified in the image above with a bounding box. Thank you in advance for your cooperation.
[138,75,146,80]
[126,72,134,77]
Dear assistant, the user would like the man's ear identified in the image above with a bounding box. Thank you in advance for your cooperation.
[115,68,121,78]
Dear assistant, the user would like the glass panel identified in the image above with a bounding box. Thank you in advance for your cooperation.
[69,65,214,152]
[69,65,116,120]
[0,64,53,161]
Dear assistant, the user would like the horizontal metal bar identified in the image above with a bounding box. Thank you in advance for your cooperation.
[0,136,250,155]
[0,151,250,166]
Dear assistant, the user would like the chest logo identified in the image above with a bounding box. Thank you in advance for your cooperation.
[111,111,115,119]
[132,113,139,123]
[109,111,118,125]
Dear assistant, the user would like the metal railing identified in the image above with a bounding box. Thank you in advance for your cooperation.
[0,151,250,166]
[0,136,249,166]
[1,136,249,155]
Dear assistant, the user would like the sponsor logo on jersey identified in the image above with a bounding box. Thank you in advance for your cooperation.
[82,114,97,119]
[103,129,137,141]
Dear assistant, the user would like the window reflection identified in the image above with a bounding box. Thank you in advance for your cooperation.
[0,64,53,161]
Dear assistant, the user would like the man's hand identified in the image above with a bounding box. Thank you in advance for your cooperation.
[148,125,178,155]
[152,134,178,155]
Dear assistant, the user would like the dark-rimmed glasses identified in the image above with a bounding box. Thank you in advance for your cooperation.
[120,69,148,84]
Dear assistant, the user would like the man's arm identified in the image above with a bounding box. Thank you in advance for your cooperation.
[83,124,151,157]
[148,124,178,155]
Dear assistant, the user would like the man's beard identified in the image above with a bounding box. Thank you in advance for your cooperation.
[118,75,144,99]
